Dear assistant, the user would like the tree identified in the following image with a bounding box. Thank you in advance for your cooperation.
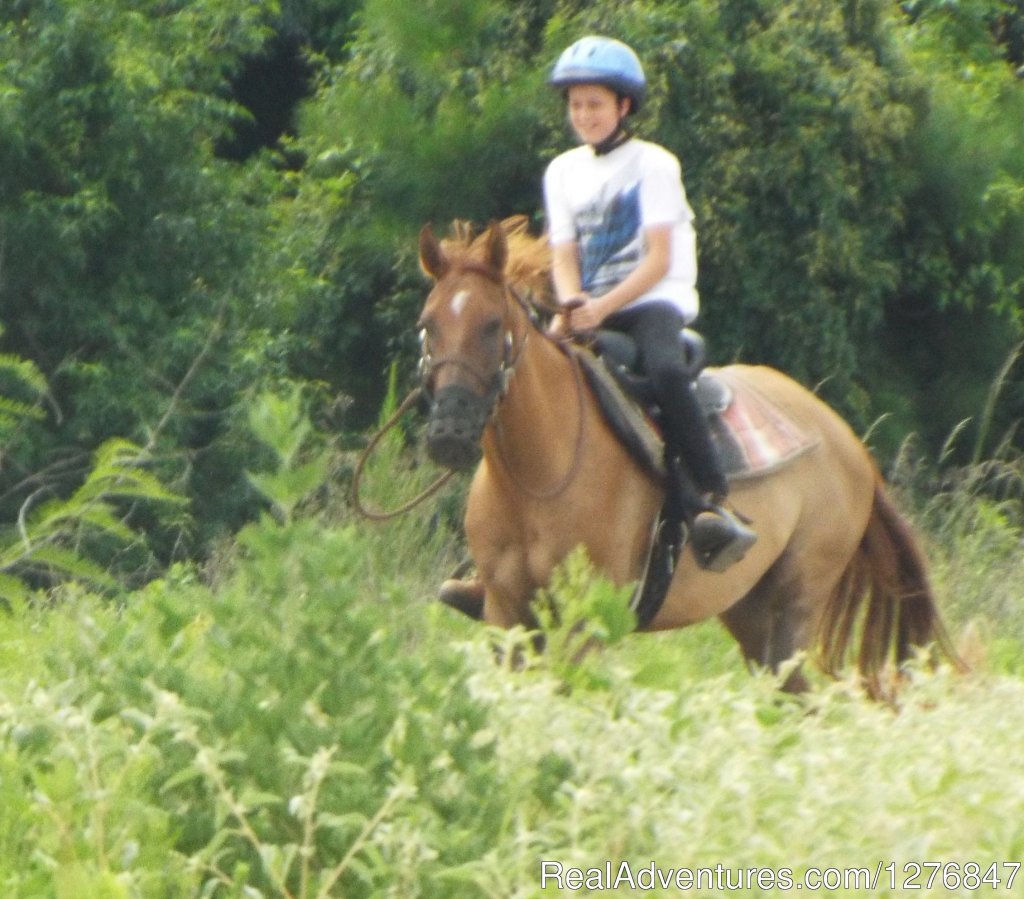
[0,0,292,562]
[882,0,1024,455]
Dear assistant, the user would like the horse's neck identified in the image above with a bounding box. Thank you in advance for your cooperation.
[483,335,586,487]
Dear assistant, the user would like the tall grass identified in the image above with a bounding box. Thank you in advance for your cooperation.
[890,423,1024,671]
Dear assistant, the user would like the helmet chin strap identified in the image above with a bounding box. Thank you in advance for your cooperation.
[592,123,632,156]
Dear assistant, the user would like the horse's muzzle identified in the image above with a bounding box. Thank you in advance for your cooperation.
[426,385,490,470]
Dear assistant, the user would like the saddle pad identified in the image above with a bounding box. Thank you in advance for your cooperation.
[707,368,819,481]
[577,350,817,483]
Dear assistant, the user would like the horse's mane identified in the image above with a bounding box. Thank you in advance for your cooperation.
[441,216,553,303]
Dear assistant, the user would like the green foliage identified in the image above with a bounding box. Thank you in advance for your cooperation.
[0,325,47,440]
[0,339,182,600]
[902,0,1024,66]
[0,481,1021,895]
[531,546,637,689]
[0,0,303,561]
[276,0,361,61]
[306,0,548,227]
[0,437,184,601]
[0,509,500,895]
[245,383,331,524]
[878,0,1024,454]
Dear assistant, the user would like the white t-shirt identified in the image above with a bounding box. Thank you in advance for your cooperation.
[543,138,699,322]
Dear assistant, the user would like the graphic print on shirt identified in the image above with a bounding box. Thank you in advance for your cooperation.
[578,181,641,296]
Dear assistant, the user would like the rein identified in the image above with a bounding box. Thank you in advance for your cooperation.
[491,285,588,498]
[350,385,455,521]
[493,343,586,499]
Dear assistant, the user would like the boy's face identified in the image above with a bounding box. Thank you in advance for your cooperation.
[567,83,630,146]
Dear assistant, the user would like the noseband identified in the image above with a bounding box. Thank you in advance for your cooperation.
[419,329,519,403]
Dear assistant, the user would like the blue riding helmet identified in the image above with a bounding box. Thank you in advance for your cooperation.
[550,36,647,112]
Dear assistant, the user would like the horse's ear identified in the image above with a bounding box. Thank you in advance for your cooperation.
[483,220,508,277]
[419,223,449,280]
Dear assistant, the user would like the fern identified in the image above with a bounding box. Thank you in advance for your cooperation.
[0,436,185,599]
[0,338,47,436]
[9,544,119,591]
[0,335,190,599]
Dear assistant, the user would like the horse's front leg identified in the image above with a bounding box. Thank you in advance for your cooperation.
[479,551,540,629]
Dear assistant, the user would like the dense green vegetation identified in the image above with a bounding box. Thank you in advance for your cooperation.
[1,0,1024,893]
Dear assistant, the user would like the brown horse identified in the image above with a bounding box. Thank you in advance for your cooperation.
[416,217,960,695]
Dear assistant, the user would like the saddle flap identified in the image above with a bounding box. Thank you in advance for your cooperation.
[706,369,819,480]
[576,349,666,482]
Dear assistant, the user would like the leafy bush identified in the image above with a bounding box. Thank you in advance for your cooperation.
[1,498,1022,897]
[0,513,495,896]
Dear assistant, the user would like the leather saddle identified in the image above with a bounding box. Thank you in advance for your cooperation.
[590,327,731,417]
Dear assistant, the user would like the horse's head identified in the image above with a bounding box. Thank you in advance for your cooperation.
[417,221,519,471]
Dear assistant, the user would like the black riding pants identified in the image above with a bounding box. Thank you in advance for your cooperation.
[603,301,729,497]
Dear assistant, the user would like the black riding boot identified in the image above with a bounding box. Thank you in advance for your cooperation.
[661,388,757,572]
[665,453,756,572]
[691,502,758,572]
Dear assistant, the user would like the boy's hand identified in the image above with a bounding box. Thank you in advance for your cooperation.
[567,295,608,333]
[547,295,588,338]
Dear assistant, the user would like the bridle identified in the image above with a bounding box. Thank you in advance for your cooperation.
[416,270,531,408]
[418,272,585,499]
[418,326,522,405]
[352,270,586,520]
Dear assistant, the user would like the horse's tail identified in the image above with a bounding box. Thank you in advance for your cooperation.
[818,476,964,698]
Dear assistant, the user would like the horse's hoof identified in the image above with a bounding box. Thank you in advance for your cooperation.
[439,578,485,620]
